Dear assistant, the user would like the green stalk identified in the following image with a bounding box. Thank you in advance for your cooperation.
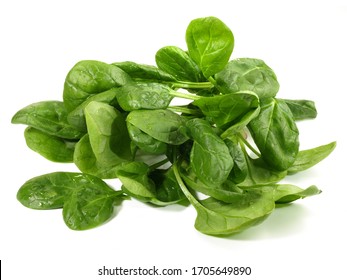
[238,133,261,158]
[169,89,201,101]
[171,81,213,89]
[168,105,201,116]
[149,157,170,171]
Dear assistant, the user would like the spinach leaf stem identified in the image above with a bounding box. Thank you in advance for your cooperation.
[149,157,170,171]
[238,133,261,158]
[169,89,201,100]
[171,81,213,89]
[168,105,202,116]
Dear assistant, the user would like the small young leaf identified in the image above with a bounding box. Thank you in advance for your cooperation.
[155,46,202,81]
[186,16,234,78]
[281,99,317,121]
[112,61,176,83]
[274,184,321,204]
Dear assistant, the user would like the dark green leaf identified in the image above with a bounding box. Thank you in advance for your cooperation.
[11,101,84,139]
[155,46,202,81]
[116,82,173,111]
[112,61,176,82]
[127,109,189,145]
[127,122,167,155]
[180,162,244,203]
[225,139,248,184]
[149,167,187,205]
[63,60,131,111]
[62,175,124,230]
[192,91,259,128]
[195,187,274,235]
[248,98,299,171]
[17,172,79,209]
[215,58,279,99]
[186,118,234,185]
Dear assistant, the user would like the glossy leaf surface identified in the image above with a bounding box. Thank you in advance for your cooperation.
[215,58,279,99]
[12,101,84,139]
[248,98,299,171]
[116,82,173,111]
[127,109,188,145]
[63,60,131,111]
[186,118,233,185]
[24,127,75,162]
[186,16,234,78]
[156,46,202,81]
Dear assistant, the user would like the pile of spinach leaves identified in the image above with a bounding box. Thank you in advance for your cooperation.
[12,16,336,236]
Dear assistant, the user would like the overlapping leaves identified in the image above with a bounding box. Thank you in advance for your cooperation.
[12,16,335,235]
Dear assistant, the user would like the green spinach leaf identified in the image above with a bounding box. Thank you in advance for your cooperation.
[112,61,176,83]
[116,82,173,111]
[186,16,234,78]
[12,101,84,139]
[192,91,259,128]
[186,118,234,186]
[63,60,131,111]
[156,46,202,81]
[281,99,317,121]
[215,58,279,99]
[85,101,132,165]
[67,88,120,132]
[288,141,336,174]
[127,109,189,145]
[62,175,125,230]
[248,98,299,171]
[24,127,75,162]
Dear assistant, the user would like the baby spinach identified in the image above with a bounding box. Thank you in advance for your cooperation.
[85,101,132,165]
[186,118,234,186]
[116,82,173,111]
[63,60,131,111]
[12,16,335,236]
[127,109,188,145]
[248,98,299,171]
[215,58,280,99]
[24,127,75,163]
[155,46,202,82]
[11,101,84,139]
[186,16,234,78]
[17,172,126,230]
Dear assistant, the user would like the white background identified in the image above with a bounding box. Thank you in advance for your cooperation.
[1,0,346,279]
